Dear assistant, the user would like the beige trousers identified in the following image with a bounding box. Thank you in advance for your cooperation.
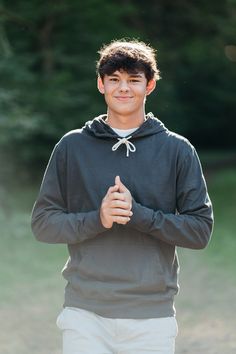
[56,307,178,354]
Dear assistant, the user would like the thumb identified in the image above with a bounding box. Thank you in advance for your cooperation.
[115,175,126,192]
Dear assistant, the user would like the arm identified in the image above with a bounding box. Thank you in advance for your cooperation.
[119,148,213,250]
[31,141,107,244]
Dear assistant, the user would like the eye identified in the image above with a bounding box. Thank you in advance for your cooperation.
[109,77,118,82]
[130,79,140,83]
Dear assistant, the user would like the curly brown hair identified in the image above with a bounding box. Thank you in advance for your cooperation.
[96,39,161,83]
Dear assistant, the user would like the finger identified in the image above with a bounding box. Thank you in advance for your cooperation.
[113,215,131,225]
[110,191,132,209]
[106,184,119,197]
[115,175,126,193]
[109,192,126,201]
[115,175,121,186]
[110,200,131,209]
[110,208,133,216]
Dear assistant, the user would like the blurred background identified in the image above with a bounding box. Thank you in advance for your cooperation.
[0,1,235,353]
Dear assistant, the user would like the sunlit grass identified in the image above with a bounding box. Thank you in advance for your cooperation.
[203,168,236,271]
[0,200,66,304]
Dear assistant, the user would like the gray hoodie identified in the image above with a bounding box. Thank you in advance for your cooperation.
[31,113,213,319]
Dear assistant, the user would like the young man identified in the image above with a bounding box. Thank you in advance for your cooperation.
[31,39,213,354]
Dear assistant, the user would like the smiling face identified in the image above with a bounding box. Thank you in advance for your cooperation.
[97,70,156,128]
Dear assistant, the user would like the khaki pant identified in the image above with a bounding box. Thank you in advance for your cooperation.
[57,307,178,354]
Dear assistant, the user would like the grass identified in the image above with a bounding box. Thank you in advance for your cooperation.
[199,168,236,272]
[0,187,67,304]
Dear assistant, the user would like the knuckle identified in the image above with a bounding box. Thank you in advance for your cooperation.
[113,192,118,199]
[115,200,122,207]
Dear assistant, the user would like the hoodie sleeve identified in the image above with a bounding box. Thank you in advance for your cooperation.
[128,145,214,249]
[31,141,107,244]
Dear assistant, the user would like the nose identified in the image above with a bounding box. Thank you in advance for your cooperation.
[119,80,129,92]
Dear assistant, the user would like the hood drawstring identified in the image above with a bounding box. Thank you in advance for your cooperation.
[112,136,136,157]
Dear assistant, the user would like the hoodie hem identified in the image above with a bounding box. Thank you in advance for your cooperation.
[63,290,175,319]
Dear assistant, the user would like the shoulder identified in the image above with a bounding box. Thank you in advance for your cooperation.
[163,130,201,170]
[62,128,84,141]
[166,130,194,153]
[47,129,84,160]
[56,128,85,147]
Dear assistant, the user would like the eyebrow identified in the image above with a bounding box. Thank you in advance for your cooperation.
[129,74,143,78]
[109,73,144,78]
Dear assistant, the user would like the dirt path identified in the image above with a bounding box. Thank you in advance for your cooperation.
[1,249,236,354]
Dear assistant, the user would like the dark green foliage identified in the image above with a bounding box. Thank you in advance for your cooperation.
[133,0,236,148]
[0,0,235,182]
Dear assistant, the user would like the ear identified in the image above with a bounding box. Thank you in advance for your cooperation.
[97,76,105,94]
[146,79,156,96]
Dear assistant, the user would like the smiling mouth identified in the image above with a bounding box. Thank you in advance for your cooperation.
[115,96,133,100]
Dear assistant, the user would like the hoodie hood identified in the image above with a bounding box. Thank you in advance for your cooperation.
[83,112,167,140]
[83,112,167,157]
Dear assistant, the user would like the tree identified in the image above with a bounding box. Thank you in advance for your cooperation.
[132,0,236,148]
[0,0,235,185]
[0,0,139,183]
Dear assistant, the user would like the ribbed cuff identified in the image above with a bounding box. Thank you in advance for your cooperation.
[78,209,108,240]
[128,199,155,233]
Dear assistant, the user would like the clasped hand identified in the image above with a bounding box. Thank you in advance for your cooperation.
[100,176,133,228]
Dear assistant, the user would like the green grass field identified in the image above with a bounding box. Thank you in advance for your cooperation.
[195,168,236,274]
[0,167,236,353]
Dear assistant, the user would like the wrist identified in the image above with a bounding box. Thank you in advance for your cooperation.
[100,210,113,229]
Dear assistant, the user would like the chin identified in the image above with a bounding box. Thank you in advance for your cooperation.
[117,110,134,116]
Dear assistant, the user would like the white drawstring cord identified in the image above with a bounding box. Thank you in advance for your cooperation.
[112,136,136,157]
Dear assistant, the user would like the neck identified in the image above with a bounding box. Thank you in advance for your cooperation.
[106,110,146,129]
